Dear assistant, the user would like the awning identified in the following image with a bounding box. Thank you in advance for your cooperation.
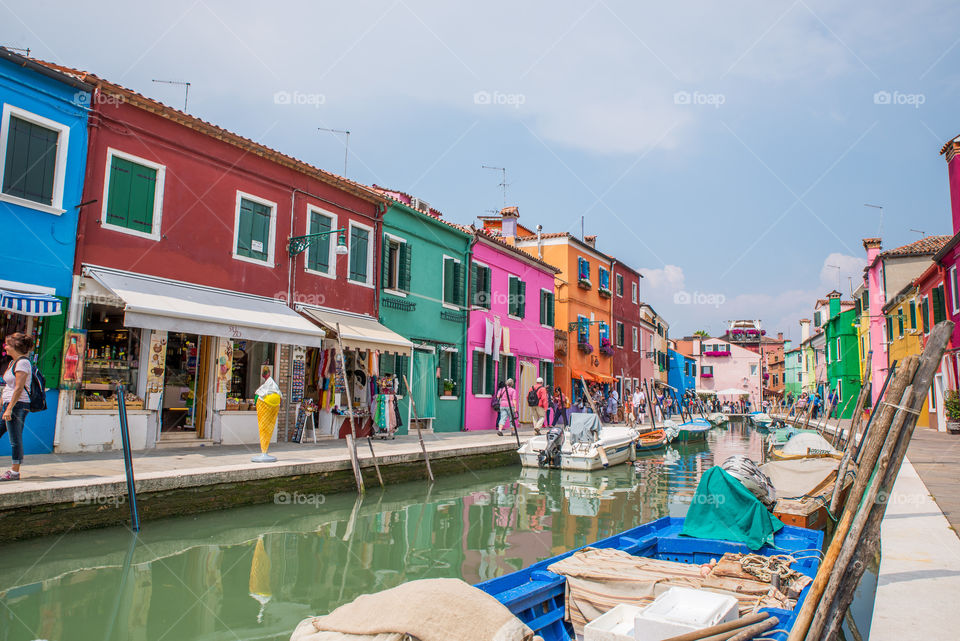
[571,369,598,383]
[0,290,62,316]
[297,305,413,356]
[85,267,326,347]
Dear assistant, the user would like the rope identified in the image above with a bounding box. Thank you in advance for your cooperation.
[740,554,798,583]
[879,401,921,415]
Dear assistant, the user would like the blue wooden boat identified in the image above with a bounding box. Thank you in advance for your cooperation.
[476,516,823,641]
[674,418,711,442]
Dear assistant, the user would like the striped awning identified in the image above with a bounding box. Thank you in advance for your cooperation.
[0,290,62,316]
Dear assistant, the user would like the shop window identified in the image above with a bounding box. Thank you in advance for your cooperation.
[471,350,495,395]
[306,208,335,276]
[508,275,526,318]
[348,222,372,284]
[102,149,164,239]
[1,106,69,210]
[229,340,276,402]
[471,263,491,308]
[438,349,459,398]
[539,360,554,391]
[75,304,142,408]
[497,354,516,386]
[379,353,409,395]
[615,273,623,296]
[382,236,411,292]
[233,192,276,264]
[539,289,554,326]
[442,256,464,306]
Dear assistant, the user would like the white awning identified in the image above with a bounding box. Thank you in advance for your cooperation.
[85,267,326,347]
[297,305,413,356]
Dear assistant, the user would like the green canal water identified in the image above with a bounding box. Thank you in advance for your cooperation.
[0,421,874,641]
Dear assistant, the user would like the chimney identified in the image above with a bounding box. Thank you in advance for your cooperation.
[945,140,960,234]
[500,206,519,240]
[584,234,597,248]
[862,237,882,266]
[777,332,783,341]
[800,318,811,342]
[828,290,842,318]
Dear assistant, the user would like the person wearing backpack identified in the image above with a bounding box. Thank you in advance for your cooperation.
[528,377,549,435]
[1,332,37,481]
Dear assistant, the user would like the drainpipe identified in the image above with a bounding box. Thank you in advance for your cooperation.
[462,231,478,431]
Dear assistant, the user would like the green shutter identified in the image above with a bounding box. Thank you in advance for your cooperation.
[307,212,331,272]
[105,157,133,228]
[443,258,454,303]
[898,309,904,336]
[483,267,491,309]
[381,235,390,286]
[400,242,412,291]
[548,292,555,325]
[349,227,369,281]
[472,351,482,394]
[886,317,893,341]
[37,298,67,387]
[452,352,460,391]
[539,290,546,325]
[2,116,58,205]
[237,198,271,261]
[471,262,479,306]
[454,262,464,305]
[518,281,526,319]
[910,300,917,329]
[485,353,494,393]
[934,286,946,324]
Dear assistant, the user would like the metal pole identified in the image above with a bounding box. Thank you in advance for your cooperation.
[116,383,140,532]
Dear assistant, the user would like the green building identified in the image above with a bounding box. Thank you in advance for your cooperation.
[784,343,802,398]
[823,291,862,418]
[377,192,472,432]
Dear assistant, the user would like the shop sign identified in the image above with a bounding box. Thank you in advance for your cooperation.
[60,329,87,390]
[215,337,232,394]
[147,330,168,395]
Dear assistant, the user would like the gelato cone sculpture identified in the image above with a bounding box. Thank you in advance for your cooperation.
[249,535,272,623]
[252,376,283,462]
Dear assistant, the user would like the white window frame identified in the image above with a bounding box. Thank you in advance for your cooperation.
[347,220,375,287]
[98,147,166,241]
[442,254,463,309]
[0,103,71,215]
[836,380,842,402]
[632,326,638,352]
[540,287,553,328]
[439,347,459,400]
[232,190,277,267]
[631,281,638,303]
[836,337,842,361]
[381,232,407,296]
[952,266,959,314]
[303,206,338,280]
[473,348,494,397]
[615,273,624,297]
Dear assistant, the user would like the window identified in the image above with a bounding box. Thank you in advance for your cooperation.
[691,363,697,377]
[836,380,842,403]
[750,364,758,375]
[471,350,495,395]
[773,374,779,386]
[471,263,492,308]
[598,267,610,291]
[539,360,554,391]
[442,256,465,306]
[348,222,373,284]
[897,308,904,338]
[306,209,335,276]
[814,311,822,327]
[229,339,276,400]
[632,326,638,351]
[922,296,930,333]
[632,282,638,303]
[910,300,917,329]
[0,105,70,212]
[577,315,589,344]
[615,273,624,296]
[933,284,947,325]
[616,321,625,347]
[506,275,526,317]
[702,365,713,376]
[886,316,893,342]
[836,337,842,361]
[233,192,277,265]
[438,349,460,398]
[577,257,590,283]
[381,235,411,292]
[497,354,517,386]
[380,353,410,395]
[101,149,164,239]
[952,267,959,314]
[539,289,555,326]
[598,321,610,343]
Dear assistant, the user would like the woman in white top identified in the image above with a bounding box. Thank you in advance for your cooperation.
[1,332,35,481]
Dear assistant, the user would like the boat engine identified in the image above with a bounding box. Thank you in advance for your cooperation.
[538,425,565,468]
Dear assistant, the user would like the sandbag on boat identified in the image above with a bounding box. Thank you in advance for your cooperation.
[680,467,784,550]
[720,455,777,508]
[291,578,540,641]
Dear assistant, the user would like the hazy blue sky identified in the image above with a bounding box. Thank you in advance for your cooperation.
[5,1,959,339]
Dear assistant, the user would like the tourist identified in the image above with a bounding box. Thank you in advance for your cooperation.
[1,332,35,481]
[496,378,518,436]
[634,386,646,424]
[551,387,568,426]
[663,394,673,419]
[528,377,549,435]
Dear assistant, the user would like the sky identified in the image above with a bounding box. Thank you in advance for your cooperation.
[3,0,960,341]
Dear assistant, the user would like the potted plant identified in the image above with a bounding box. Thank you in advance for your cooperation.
[598,285,612,298]
[442,379,455,396]
[945,391,960,434]
[577,278,592,289]
[578,342,594,354]
[599,337,615,356]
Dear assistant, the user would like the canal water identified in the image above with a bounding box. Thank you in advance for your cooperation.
[0,420,874,641]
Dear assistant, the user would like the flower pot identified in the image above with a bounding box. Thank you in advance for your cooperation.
[948,421,960,434]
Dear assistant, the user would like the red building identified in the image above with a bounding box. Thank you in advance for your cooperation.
[39,61,410,452]
[611,259,645,396]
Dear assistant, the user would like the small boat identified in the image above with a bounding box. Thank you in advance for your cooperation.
[706,412,729,426]
[635,429,668,451]
[518,414,640,470]
[762,457,856,530]
[749,411,773,430]
[769,432,841,461]
[668,418,711,442]
[476,516,823,641]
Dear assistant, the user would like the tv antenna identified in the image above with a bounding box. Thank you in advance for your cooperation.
[826,264,841,290]
[2,45,30,56]
[909,228,927,237]
[318,128,350,177]
[864,203,883,238]
[151,79,191,111]
[482,165,510,207]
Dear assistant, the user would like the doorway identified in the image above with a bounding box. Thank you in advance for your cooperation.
[161,332,206,435]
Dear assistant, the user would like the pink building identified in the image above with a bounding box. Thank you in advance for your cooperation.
[687,337,762,406]
[464,231,560,429]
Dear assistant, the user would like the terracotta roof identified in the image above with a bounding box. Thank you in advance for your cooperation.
[372,190,472,238]
[25,54,385,205]
[932,230,960,263]
[879,235,952,258]
[515,232,613,260]
[372,185,444,217]
[467,228,561,274]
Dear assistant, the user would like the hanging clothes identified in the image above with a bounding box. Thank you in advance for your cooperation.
[484,319,494,355]
[492,317,502,361]
[502,327,511,355]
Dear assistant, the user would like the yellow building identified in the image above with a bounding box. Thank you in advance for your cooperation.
[853,283,871,383]
[882,284,929,427]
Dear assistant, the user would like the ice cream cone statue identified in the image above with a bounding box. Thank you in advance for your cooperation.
[248,535,272,623]
[252,376,282,462]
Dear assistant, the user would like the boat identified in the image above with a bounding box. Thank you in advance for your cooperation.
[769,432,841,461]
[635,428,668,451]
[749,411,773,430]
[705,412,729,426]
[518,414,641,471]
[761,457,856,530]
[475,516,823,641]
[668,418,711,442]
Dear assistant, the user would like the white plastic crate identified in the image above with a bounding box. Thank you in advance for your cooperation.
[583,604,645,641]
[633,587,738,641]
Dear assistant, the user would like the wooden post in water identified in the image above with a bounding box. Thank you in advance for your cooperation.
[403,374,434,483]
[644,379,658,430]
[335,324,379,489]
[580,376,609,467]
[828,352,872,516]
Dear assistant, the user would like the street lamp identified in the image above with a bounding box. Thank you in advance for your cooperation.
[287,229,349,257]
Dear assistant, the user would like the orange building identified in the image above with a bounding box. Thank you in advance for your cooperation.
[482,209,614,400]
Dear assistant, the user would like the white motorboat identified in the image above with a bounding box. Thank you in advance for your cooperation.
[517,414,640,471]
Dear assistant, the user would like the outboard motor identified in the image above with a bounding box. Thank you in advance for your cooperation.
[538,425,565,468]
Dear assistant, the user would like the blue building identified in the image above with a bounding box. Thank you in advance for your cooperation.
[667,348,696,398]
[0,49,92,455]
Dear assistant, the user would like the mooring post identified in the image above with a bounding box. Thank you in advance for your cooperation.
[116,383,140,531]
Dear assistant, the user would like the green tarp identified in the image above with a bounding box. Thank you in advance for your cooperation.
[680,467,784,550]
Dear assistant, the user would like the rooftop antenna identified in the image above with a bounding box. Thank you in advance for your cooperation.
[826,264,841,290]
[318,128,350,177]
[909,228,927,237]
[2,45,30,56]
[482,165,509,207]
[151,79,191,111]
[864,203,884,238]
[848,276,854,297]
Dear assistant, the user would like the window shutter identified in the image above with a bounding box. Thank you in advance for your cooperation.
[508,277,517,316]
[472,351,482,394]
[539,290,546,325]
[381,235,391,286]
[482,267,491,309]
[399,355,409,394]
[471,263,479,306]
[37,296,68,386]
[454,262,464,305]
[910,300,917,328]
[105,157,133,228]
[443,258,454,303]
[518,281,526,318]
[2,116,58,205]
[923,299,930,333]
[886,317,893,341]
[548,292,555,325]
[485,354,495,393]
[399,243,412,291]
[127,163,157,232]
[934,286,946,324]
[452,352,460,391]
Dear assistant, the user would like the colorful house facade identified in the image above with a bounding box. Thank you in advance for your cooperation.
[640,303,669,384]
[667,348,696,397]
[882,282,929,427]
[784,345,802,398]
[822,292,861,418]
[611,259,645,396]
[683,337,761,405]
[0,49,92,456]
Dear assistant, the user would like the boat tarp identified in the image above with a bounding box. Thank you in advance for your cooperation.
[292,577,537,641]
[569,413,601,445]
[680,467,784,550]
[760,458,841,499]
[782,432,838,457]
[547,547,799,637]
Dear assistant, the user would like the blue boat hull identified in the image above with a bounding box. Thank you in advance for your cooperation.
[476,516,823,641]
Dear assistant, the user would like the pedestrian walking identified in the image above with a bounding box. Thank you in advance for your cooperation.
[496,378,518,436]
[551,387,569,426]
[527,377,549,435]
[1,332,35,481]
[634,387,646,425]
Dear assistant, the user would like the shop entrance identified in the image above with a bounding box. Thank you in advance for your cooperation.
[161,332,210,436]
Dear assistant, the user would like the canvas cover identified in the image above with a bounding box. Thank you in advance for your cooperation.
[569,413,602,445]
[760,458,841,499]
[781,432,838,457]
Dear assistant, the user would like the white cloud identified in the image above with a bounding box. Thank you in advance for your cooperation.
[640,264,686,296]
[820,252,867,293]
